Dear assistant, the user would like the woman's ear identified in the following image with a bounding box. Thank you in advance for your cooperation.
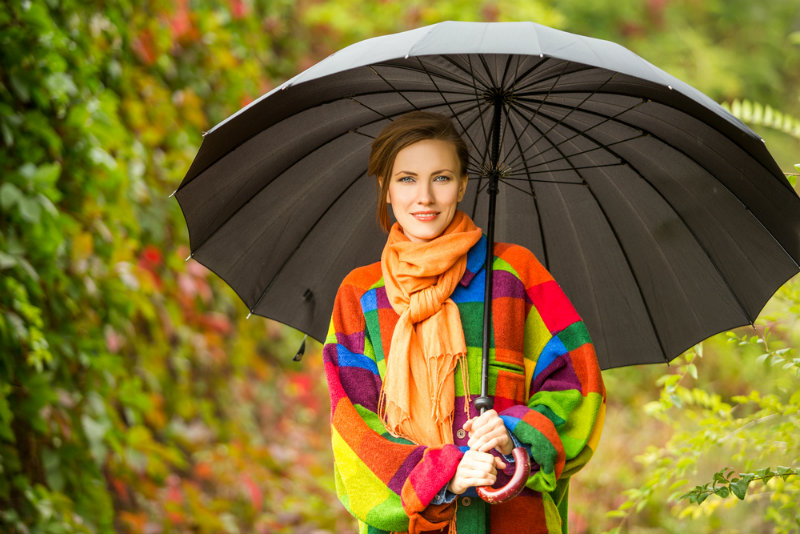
[457,174,468,202]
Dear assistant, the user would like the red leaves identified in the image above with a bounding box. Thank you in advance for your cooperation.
[137,244,163,290]
[228,0,250,20]
[139,244,162,268]
[240,473,263,512]
[169,0,199,43]
[132,29,157,65]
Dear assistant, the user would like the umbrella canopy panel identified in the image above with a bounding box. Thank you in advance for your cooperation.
[176,22,800,369]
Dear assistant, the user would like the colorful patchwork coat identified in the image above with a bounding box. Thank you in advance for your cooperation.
[323,236,606,534]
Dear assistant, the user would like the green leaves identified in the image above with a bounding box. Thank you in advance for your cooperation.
[723,99,800,141]
[1,1,353,532]
[682,467,798,503]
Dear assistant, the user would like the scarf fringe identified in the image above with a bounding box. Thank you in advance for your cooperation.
[378,351,472,446]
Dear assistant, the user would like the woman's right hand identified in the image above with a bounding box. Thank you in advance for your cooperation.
[446,449,507,495]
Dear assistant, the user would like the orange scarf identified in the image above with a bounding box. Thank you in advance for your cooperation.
[379,211,482,446]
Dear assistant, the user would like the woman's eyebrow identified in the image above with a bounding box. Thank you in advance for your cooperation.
[392,168,456,176]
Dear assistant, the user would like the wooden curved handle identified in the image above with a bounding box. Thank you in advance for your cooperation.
[476,446,531,504]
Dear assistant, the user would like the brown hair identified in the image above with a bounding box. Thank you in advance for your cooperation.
[368,111,470,232]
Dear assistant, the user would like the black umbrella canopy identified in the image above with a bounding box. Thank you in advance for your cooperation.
[175,21,800,370]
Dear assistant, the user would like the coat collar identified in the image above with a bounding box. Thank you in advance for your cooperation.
[460,235,486,287]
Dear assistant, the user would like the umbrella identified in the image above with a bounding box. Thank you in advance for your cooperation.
[175,19,800,372]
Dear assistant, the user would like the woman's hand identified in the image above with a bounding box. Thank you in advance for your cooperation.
[447,450,506,495]
[463,409,514,456]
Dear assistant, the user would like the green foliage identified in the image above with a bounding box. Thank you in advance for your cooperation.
[682,466,799,504]
[723,99,800,141]
[598,277,800,534]
[1,0,347,532]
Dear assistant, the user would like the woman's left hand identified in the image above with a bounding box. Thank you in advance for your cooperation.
[463,409,513,456]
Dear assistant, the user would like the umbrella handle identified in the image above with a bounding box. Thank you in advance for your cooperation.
[476,446,531,504]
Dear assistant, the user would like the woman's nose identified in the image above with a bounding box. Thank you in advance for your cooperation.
[416,180,434,204]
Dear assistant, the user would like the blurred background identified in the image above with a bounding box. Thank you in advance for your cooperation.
[1,1,799,532]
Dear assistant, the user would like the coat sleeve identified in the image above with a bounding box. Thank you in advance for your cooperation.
[323,272,464,533]
[497,246,606,494]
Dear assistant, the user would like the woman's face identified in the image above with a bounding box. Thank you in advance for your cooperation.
[386,139,467,243]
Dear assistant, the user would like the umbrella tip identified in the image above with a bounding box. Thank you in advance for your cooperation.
[246,312,252,319]
[168,189,177,198]
[667,85,673,90]
[185,253,193,262]
[293,334,308,362]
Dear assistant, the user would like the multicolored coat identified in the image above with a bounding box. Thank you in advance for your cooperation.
[323,237,605,534]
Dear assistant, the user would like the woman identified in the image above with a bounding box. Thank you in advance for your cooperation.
[323,111,605,534]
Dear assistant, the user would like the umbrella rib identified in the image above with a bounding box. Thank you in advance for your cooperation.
[347,95,494,182]
[414,57,485,162]
[465,55,494,220]
[189,96,485,262]
[505,102,647,172]
[362,89,494,152]
[513,82,792,197]
[504,70,618,171]
[478,54,517,171]
[501,63,580,170]
[502,178,545,196]
[500,54,516,90]
[440,55,493,93]
[504,178,586,185]
[368,66,426,111]
[507,56,552,95]
[465,55,493,163]
[510,61,597,96]
[515,103,628,358]
[250,169,370,314]
[478,53,501,91]
[347,94,487,136]
[374,61,489,95]
[504,107,550,269]
[514,94,789,282]
[507,102,671,361]
[522,135,647,171]
[515,99,759,326]
[504,162,627,177]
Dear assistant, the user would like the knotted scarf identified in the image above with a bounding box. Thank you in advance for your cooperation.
[379,210,482,447]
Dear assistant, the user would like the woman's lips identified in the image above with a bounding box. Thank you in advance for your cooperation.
[411,211,439,221]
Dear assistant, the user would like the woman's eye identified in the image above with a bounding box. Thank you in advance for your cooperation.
[434,175,452,182]
[398,176,415,183]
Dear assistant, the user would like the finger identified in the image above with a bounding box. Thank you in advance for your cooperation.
[461,464,498,482]
[467,421,492,443]
[474,409,498,429]
[462,475,497,488]
[463,450,496,468]
[494,457,507,470]
[469,427,507,451]
[463,418,474,432]
[469,412,489,432]
[461,464,497,478]
[480,436,501,453]
[468,412,504,440]
[455,469,495,487]
[468,434,489,451]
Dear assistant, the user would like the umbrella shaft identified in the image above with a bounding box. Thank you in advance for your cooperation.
[476,173,498,415]
[476,97,504,415]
